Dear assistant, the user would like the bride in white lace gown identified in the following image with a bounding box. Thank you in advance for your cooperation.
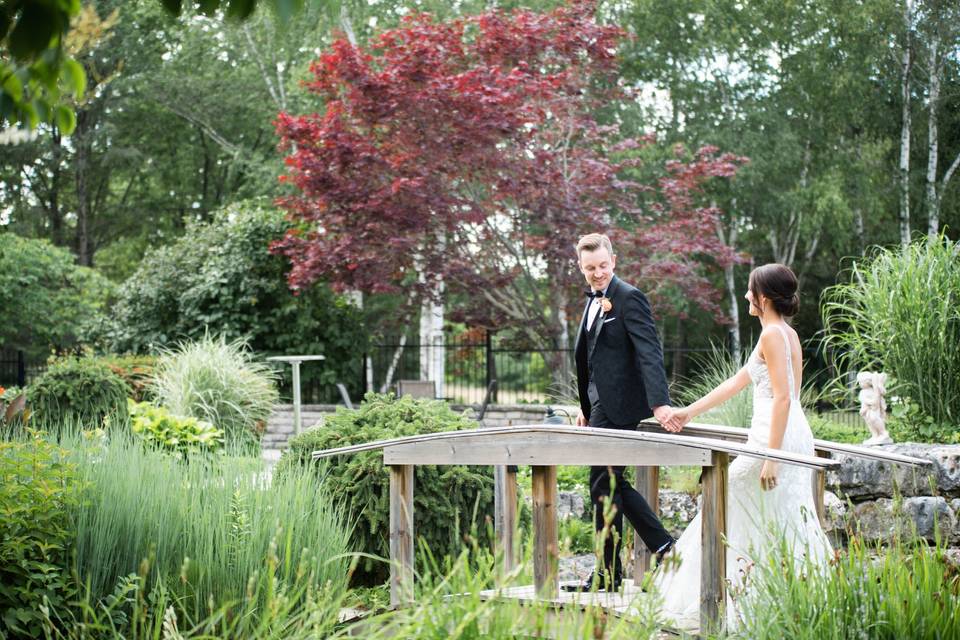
[654,264,832,630]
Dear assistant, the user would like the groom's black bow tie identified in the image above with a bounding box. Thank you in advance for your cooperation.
[585,290,604,300]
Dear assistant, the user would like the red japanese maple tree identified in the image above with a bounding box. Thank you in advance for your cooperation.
[273,0,746,353]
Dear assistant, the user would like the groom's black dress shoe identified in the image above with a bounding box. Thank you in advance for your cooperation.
[561,572,623,593]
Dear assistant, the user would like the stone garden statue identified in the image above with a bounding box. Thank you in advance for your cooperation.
[858,371,892,445]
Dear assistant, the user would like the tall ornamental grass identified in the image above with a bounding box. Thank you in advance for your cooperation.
[737,536,960,639]
[152,334,279,447]
[67,432,352,617]
[675,343,753,428]
[822,234,960,426]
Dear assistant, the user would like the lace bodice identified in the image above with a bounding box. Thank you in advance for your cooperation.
[747,324,798,401]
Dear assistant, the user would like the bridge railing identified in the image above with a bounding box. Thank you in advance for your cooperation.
[312,423,844,633]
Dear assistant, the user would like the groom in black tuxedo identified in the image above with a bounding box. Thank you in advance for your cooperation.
[564,233,679,592]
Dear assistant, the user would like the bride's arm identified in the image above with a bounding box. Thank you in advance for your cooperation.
[682,366,752,421]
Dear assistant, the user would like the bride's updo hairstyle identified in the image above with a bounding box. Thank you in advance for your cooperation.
[749,263,800,317]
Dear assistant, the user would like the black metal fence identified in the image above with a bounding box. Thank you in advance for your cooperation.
[0,348,46,388]
[358,333,747,405]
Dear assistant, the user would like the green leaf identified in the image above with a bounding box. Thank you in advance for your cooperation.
[54,105,75,133]
[159,0,184,15]
[271,0,303,24]
[61,58,86,99]
[197,0,222,16]
[7,3,60,61]
[1,66,23,103]
[226,0,257,21]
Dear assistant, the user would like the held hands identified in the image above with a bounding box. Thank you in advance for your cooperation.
[759,460,779,491]
[654,405,687,433]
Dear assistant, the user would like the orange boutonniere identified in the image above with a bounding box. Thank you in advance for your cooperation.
[600,297,613,313]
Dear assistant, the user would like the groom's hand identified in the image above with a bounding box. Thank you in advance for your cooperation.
[653,405,683,433]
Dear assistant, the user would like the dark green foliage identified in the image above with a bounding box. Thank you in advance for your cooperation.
[0,234,114,359]
[0,433,83,639]
[276,393,495,584]
[807,414,871,444]
[27,358,130,428]
[102,201,366,402]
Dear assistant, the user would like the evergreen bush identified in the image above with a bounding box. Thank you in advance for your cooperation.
[276,393,494,584]
[27,358,130,428]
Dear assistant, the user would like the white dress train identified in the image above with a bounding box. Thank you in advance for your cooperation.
[653,325,832,631]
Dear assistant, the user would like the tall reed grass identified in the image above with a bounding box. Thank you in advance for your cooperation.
[736,536,960,639]
[675,343,753,428]
[822,234,960,426]
[66,432,352,618]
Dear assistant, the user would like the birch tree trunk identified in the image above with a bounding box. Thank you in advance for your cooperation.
[716,203,741,356]
[898,0,914,247]
[925,32,941,237]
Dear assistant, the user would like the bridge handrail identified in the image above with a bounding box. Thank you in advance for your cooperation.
[311,424,840,471]
[634,421,932,467]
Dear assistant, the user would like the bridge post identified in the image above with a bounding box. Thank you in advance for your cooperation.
[531,465,558,597]
[813,450,830,526]
[389,464,415,607]
[494,465,518,574]
[633,465,660,581]
[700,451,728,633]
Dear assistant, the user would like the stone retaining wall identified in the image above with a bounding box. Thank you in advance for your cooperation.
[824,443,960,545]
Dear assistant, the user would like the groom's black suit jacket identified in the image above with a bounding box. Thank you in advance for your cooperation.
[575,275,671,426]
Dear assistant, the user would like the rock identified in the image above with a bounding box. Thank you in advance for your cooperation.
[848,496,957,544]
[557,491,586,520]
[822,490,847,536]
[658,489,698,538]
[826,443,960,501]
[558,553,596,582]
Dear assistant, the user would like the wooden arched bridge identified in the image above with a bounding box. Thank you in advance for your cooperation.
[312,422,929,634]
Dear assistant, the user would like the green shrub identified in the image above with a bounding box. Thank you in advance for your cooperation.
[887,399,960,444]
[68,432,352,618]
[559,516,594,555]
[276,393,495,584]
[808,414,871,444]
[0,433,84,639]
[128,399,224,457]
[152,334,278,448]
[822,234,960,428]
[27,358,130,428]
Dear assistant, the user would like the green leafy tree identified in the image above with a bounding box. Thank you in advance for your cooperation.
[102,200,366,401]
[0,232,113,358]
